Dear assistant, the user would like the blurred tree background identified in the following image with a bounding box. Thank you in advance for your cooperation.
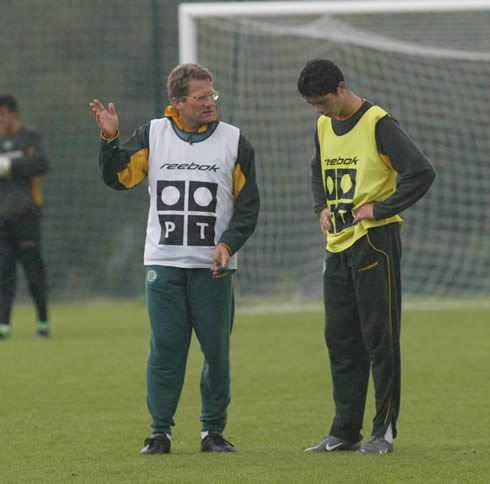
[1,0,233,301]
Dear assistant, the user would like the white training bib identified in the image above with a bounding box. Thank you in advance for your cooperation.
[143,118,239,269]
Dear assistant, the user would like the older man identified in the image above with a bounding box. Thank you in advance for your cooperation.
[90,63,259,454]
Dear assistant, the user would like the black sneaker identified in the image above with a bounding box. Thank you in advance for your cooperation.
[36,322,50,338]
[304,434,361,453]
[0,325,11,340]
[140,433,171,454]
[200,431,236,452]
[357,436,393,454]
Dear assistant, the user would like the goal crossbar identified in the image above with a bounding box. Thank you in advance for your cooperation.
[179,0,490,62]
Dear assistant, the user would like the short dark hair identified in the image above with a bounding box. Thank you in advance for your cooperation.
[0,95,18,112]
[297,59,344,98]
[167,63,213,101]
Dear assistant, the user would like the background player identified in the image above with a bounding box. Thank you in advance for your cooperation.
[0,95,50,339]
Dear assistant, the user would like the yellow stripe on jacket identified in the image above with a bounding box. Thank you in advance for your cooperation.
[117,148,149,188]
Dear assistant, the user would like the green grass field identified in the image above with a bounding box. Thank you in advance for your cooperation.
[1,299,489,483]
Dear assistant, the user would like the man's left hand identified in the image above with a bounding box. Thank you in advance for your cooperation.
[211,244,230,277]
[353,203,375,225]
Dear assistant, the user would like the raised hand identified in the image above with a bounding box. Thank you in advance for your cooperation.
[89,99,119,138]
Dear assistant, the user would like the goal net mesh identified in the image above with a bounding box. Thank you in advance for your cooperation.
[191,8,490,299]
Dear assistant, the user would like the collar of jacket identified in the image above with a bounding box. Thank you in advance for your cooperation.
[164,105,219,144]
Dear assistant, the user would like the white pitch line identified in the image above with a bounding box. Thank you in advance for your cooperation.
[237,298,490,315]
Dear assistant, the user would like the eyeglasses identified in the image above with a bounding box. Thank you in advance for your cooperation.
[182,90,220,104]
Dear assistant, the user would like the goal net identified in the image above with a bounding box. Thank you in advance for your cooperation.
[179,1,490,300]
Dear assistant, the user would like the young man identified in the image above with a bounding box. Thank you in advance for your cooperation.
[297,60,435,454]
[0,95,50,339]
[89,64,260,454]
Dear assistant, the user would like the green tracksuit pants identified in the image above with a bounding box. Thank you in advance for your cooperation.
[323,223,402,442]
[145,265,234,435]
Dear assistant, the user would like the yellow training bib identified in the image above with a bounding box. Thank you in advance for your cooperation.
[317,105,402,252]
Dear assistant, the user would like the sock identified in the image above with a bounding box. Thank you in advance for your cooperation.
[151,432,171,441]
[384,423,393,444]
[201,430,223,440]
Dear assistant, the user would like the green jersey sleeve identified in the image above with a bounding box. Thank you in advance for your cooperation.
[218,134,260,254]
[374,117,436,220]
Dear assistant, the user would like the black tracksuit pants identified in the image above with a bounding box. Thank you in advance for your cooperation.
[0,212,48,325]
[323,223,402,442]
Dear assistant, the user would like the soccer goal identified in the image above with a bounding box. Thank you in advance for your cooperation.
[178,1,490,299]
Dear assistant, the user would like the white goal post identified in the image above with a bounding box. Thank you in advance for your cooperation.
[177,1,490,299]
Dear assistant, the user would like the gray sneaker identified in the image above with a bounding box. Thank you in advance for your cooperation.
[304,434,361,453]
[357,436,393,454]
